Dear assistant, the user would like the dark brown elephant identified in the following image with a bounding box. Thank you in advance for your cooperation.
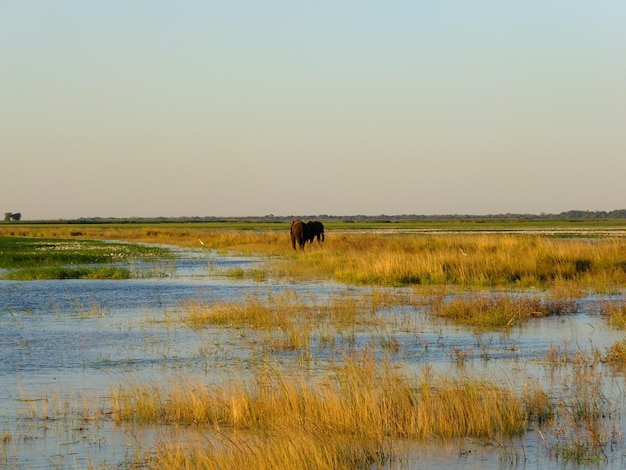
[290,219,306,251]
[305,221,325,244]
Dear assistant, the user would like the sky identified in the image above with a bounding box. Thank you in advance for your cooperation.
[1,2,625,220]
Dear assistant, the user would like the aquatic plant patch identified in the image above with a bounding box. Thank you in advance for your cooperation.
[0,236,170,280]
[427,293,578,330]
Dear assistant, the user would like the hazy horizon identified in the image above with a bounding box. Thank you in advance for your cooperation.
[2,2,625,220]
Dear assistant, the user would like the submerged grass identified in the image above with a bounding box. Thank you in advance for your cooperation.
[178,289,419,332]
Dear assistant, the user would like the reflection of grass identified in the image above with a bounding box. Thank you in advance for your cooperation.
[111,357,549,469]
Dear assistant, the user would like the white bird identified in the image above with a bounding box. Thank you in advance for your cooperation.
[199,239,205,246]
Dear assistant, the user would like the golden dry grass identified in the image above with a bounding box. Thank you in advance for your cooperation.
[427,293,577,329]
[111,357,548,469]
[3,224,626,290]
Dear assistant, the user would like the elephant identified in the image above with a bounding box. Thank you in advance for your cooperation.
[290,219,306,251]
[291,220,325,251]
[305,221,325,244]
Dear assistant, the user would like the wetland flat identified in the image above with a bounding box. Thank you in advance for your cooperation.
[1,225,626,469]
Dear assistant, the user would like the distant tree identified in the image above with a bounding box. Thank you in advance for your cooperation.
[4,212,21,222]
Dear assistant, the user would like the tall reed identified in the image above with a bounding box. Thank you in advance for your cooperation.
[111,357,550,469]
[427,293,577,329]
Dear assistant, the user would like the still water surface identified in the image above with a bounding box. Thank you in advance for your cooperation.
[1,247,625,469]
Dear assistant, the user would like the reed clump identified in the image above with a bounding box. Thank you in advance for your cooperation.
[180,293,307,330]
[603,340,626,368]
[427,294,577,330]
[601,301,626,330]
[111,358,550,469]
[178,289,416,332]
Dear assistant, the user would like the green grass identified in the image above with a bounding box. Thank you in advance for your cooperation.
[0,236,170,280]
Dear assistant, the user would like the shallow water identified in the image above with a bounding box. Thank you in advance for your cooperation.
[1,247,626,469]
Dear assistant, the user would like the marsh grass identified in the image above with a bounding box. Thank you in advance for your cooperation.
[176,231,626,290]
[550,367,616,464]
[604,340,626,368]
[180,292,310,330]
[602,301,626,329]
[179,288,577,337]
[0,235,169,280]
[7,266,131,280]
[427,294,577,330]
[3,225,626,289]
[295,233,626,289]
[537,341,619,463]
[178,290,412,358]
[178,289,417,332]
[110,357,548,469]
[4,223,626,466]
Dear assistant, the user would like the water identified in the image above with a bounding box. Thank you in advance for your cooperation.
[1,247,626,468]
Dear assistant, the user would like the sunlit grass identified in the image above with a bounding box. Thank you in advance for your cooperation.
[3,224,626,289]
[178,289,419,331]
[604,340,626,368]
[427,293,577,330]
[602,301,626,330]
[111,357,549,469]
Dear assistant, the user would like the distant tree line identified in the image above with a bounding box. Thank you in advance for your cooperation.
[23,209,625,224]
[7,209,626,224]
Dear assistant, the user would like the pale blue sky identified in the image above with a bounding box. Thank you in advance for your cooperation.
[1,2,625,219]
